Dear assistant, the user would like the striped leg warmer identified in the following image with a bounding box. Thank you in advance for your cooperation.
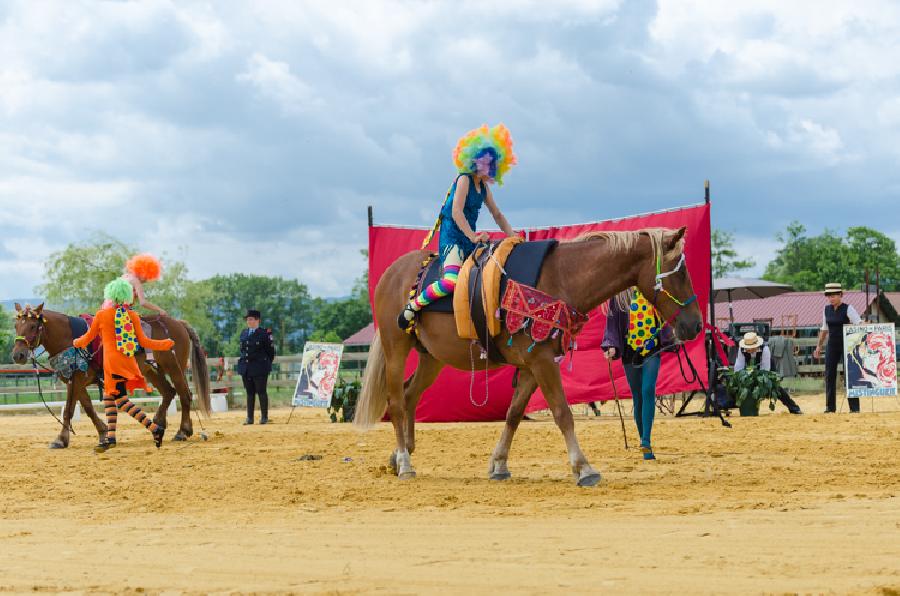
[411,264,461,310]
[114,395,160,434]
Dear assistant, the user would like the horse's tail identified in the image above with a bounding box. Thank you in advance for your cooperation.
[353,330,387,429]
[182,321,211,417]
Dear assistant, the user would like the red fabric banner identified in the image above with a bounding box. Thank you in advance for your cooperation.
[368,203,711,422]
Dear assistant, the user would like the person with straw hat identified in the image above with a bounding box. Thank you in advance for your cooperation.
[734,331,802,414]
[813,283,862,413]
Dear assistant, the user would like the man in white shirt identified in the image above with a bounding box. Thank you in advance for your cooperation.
[734,332,802,414]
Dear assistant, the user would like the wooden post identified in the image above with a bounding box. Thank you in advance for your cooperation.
[367,205,373,227]
[705,180,715,417]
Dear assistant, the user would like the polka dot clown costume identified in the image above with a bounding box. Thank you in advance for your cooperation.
[73,278,176,450]
[601,287,674,461]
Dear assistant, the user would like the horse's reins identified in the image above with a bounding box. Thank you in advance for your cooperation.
[16,312,76,434]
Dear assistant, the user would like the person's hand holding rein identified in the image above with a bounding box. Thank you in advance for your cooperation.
[603,347,617,361]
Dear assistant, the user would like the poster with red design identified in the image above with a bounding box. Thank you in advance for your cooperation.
[292,342,344,408]
[843,323,897,398]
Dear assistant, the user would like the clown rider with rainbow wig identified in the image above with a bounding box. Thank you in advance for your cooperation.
[399,124,518,331]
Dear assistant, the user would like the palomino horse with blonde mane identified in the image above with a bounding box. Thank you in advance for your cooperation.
[354,227,703,486]
[11,303,210,448]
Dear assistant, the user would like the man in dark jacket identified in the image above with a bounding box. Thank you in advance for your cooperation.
[237,309,275,425]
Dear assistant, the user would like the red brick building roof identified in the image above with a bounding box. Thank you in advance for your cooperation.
[343,322,375,346]
[717,291,872,330]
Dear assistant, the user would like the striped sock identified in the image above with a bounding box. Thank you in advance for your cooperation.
[115,396,160,433]
[412,264,460,310]
[103,395,118,443]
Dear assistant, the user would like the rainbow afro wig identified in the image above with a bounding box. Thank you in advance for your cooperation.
[104,278,134,305]
[452,123,517,185]
[125,253,162,282]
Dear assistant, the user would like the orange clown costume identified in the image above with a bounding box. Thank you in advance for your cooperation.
[74,278,175,450]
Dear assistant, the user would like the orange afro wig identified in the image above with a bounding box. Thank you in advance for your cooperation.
[125,253,162,282]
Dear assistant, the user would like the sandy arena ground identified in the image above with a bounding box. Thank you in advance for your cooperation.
[1,394,899,594]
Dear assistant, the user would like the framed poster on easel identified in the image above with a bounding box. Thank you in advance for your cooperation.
[291,342,344,408]
[843,323,897,398]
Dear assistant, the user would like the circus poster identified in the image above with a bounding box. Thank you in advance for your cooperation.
[292,342,344,408]
[843,323,897,398]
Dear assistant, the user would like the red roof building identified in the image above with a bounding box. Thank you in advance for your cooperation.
[716,290,894,332]
[343,322,375,346]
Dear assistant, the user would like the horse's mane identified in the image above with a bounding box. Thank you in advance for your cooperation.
[567,228,674,260]
[566,228,682,311]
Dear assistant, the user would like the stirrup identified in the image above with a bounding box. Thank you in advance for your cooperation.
[397,305,418,334]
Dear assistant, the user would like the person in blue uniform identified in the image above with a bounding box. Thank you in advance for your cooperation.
[238,309,275,424]
[813,283,862,413]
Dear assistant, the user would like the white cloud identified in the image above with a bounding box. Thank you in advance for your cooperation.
[1,0,899,301]
[237,53,320,114]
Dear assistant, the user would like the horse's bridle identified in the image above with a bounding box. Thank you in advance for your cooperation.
[649,251,697,331]
[14,312,45,352]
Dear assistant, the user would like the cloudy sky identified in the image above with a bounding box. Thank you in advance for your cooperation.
[2,0,899,299]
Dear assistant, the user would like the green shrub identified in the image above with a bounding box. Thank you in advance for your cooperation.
[327,379,361,423]
[722,366,783,412]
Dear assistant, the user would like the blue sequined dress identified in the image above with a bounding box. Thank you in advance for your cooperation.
[438,174,485,261]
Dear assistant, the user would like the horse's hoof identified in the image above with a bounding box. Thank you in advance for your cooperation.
[489,472,511,481]
[48,441,67,450]
[172,433,187,442]
[398,470,416,480]
[576,472,602,488]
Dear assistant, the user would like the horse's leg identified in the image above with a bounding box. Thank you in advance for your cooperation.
[402,352,444,456]
[77,376,108,444]
[529,358,601,487]
[166,358,195,440]
[141,359,179,437]
[488,369,538,480]
[49,380,78,449]
[383,340,415,479]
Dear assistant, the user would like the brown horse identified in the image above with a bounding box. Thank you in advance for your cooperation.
[11,304,210,448]
[354,227,703,485]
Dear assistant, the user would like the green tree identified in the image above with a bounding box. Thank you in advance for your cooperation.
[202,274,314,356]
[711,229,755,278]
[763,222,900,291]
[38,232,133,311]
[309,257,372,341]
[0,305,14,363]
[308,329,342,343]
[37,232,215,347]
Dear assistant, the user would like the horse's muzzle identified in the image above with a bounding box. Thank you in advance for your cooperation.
[11,346,29,365]
[675,316,703,342]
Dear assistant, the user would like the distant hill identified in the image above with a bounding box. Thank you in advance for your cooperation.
[0,298,44,312]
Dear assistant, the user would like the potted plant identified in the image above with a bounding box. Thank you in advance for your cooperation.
[722,366,782,416]
[327,378,361,423]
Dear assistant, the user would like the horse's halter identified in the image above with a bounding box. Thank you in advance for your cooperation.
[14,310,45,351]
[650,251,697,326]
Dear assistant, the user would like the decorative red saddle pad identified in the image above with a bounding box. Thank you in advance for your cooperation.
[501,280,589,350]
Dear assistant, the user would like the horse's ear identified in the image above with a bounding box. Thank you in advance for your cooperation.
[666,226,687,250]
[35,303,44,314]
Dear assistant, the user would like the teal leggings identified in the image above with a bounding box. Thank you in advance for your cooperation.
[623,353,660,448]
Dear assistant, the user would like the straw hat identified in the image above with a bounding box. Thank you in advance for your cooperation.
[824,283,843,295]
[739,331,764,351]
